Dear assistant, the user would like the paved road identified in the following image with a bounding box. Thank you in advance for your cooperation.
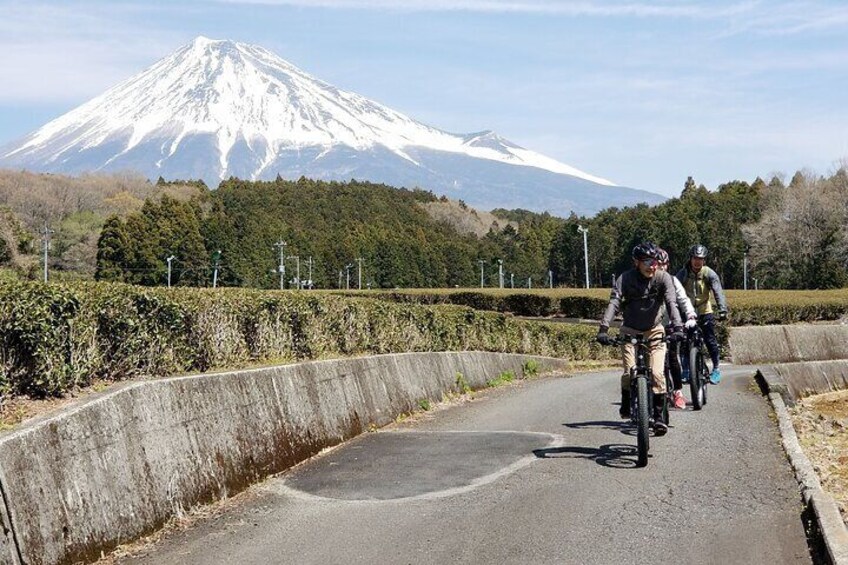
[122,365,812,564]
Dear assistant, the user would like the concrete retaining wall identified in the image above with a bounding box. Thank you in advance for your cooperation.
[759,361,848,405]
[0,351,569,565]
[729,324,848,365]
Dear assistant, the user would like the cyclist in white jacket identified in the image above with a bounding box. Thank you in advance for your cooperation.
[656,248,697,409]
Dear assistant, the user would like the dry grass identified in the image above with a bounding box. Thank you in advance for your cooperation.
[791,389,848,526]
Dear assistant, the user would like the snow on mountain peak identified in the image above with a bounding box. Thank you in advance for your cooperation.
[3,36,615,187]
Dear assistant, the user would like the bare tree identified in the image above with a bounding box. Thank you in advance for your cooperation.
[744,168,848,288]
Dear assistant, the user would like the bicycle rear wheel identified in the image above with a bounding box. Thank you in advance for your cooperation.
[689,345,704,410]
[636,375,650,467]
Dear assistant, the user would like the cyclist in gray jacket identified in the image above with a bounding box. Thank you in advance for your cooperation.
[597,242,685,434]
[676,244,728,384]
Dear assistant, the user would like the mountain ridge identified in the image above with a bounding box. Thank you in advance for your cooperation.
[0,36,665,216]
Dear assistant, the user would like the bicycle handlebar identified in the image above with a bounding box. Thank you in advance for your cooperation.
[598,334,670,347]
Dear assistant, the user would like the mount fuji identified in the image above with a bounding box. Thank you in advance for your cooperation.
[0,36,665,216]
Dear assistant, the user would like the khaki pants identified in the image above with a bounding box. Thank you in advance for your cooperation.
[619,324,667,394]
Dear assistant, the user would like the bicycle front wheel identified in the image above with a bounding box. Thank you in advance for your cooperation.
[689,345,704,410]
[636,375,650,467]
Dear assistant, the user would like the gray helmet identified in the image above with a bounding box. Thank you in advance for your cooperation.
[689,244,708,259]
[655,247,669,264]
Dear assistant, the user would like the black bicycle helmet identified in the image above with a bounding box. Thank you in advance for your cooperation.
[688,244,708,259]
[655,247,669,264]
[632,241,659,260]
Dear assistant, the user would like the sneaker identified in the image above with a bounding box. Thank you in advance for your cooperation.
[652,419,668,436]
[672,390,686,410]
[709,368,722,385]
[681,368,690,383]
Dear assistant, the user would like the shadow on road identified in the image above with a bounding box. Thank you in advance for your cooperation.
[562,419,639,437]
[533,444,642,469]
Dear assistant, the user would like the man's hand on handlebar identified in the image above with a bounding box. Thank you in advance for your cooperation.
[684,317,698,330]
[596,329,612,346]
[717,310,728,321]
[668,327,686,343]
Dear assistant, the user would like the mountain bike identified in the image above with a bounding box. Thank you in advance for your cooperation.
[685,325,710,410]
[602,334,668,467]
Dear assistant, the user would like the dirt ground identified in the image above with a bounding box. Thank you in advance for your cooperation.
[791,389,848,525]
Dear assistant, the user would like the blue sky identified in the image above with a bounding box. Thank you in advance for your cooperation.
[1,0,847,197]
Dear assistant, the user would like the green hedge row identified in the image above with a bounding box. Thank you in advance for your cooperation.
[0,281,615,398]
[369,289,848,327]
[373,290,608,319]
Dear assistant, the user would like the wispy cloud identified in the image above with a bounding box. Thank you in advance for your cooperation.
[721,1,848,35]
[214,0,745,18]
[0,2,188,102]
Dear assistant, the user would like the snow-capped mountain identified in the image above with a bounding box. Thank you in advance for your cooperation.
[0,36,665,216]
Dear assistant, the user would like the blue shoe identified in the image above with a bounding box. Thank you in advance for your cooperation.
[681,368,690,384]
[709,368,722,384]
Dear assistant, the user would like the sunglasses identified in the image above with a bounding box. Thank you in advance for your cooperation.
[640,258,658,267]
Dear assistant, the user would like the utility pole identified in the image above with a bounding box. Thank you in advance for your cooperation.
[41,224,54,283]
[497,259,504,289]
[510,273,514,289]
[527,277,532,289]
[478,260,485,288]
[338,269,343,289]
[549,270,553,288]
[345,264,353,290]
[166,255,175,288]
[577,225,590,289]
[212,250,221,288]
[274,240,287,289]
[743,247,749,290]
[356,257,363,290]
[307,256,313,289]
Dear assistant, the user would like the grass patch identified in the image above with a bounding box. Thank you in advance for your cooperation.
[455,372,472,394]
[486,370,516,388]
[523,359,541,377]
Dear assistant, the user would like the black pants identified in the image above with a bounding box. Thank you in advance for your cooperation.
[699,313,720,370]
[666,339,682,390]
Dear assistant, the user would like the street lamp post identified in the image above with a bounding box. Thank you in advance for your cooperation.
[212,250,221,288]
[166,255,175,288]
[577,225,590,289]
[274,240,287,289]
[41,224,54,283]
[497,259,504,289]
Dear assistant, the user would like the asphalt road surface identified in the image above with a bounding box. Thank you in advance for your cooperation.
[121,364,813,565]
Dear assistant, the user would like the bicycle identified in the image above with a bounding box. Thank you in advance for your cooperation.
[601,333,669,467]
[685,325,710,410]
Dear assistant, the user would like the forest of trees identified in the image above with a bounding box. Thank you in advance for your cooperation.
[1,167,847,290]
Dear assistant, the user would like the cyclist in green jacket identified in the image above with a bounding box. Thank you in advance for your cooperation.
[675,244,728,384]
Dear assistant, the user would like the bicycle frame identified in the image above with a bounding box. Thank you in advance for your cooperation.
[620,333,667,467]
